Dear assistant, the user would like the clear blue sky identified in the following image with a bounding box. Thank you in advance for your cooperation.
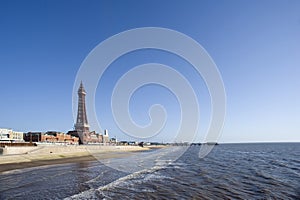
[0,0,299,143]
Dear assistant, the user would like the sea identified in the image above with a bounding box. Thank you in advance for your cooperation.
[0,143,299,199]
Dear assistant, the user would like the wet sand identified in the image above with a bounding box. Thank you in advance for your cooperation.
[0,154,96,173]
[0,145,165,173]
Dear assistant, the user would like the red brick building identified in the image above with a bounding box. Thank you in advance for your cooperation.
[24,131,79,144]
[41,131,79,144]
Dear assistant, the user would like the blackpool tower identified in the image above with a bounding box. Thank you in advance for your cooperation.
[75,82,90,144]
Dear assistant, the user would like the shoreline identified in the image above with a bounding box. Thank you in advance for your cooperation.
[0,154,96,173]
[0,145,166,173]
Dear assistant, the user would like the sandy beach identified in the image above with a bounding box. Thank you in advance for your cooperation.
[0,145,157,173]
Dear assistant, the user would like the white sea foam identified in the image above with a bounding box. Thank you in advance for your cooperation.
[65,147,186,199]
[65,162,170,199]
[97,146,187,173]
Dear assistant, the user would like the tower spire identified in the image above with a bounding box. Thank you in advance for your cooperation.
[75,81,90,144]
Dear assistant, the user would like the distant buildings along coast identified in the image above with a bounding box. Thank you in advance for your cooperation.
[0,128,24,142]
[1,82,109,145]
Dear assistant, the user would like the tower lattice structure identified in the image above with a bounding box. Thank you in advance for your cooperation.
[75,82,90,144]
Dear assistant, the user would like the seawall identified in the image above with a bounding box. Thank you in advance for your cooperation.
[0,144,148,155]
[1,146,38,155]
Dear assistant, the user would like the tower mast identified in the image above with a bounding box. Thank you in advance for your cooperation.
[75,81,90,144]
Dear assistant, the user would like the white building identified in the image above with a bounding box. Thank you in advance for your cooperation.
[0,128,10,141]
[10,131,24,141]
[104,129,109,137]
[0,128,24,142]
[103,129,109,143]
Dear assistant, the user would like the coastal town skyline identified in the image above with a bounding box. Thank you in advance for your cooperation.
[0,1,299,143]
[1,2,299,199]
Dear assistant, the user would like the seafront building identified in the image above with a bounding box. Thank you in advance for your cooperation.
[0,128,24,142]
[23,131,79,144]
[42,131,79,144]
[0,128,10,141]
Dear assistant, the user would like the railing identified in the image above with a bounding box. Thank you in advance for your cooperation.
[0,142,37,147]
